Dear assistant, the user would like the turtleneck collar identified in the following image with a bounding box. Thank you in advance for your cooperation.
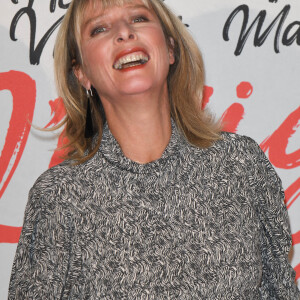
[98,119,188,174]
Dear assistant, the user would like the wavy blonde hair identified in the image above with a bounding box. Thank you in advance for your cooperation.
[54,0,220,163]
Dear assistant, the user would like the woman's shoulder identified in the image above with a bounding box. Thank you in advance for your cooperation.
[32,160,76,192]
[27,161,77,209]
[29,152,103,206]
[208,131,267,162]
[192,131,263,160]
[188,131,273,176]
[209,131,279,180]
[216,131,260,151]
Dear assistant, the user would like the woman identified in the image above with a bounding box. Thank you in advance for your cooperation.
[8,0,299,299]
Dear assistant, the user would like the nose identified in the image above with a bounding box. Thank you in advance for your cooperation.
[114,21,137,43]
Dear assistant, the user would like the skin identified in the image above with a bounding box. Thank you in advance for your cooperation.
[76,0,175,163]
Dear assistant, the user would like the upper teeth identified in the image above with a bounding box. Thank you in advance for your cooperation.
[113,53,149,70]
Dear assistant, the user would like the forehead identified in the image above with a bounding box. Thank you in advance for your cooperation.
[77,0,152,33]
[82,0,150,18]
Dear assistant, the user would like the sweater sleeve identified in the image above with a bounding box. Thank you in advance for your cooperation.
[8,183,73,299]
[244,136,300,299]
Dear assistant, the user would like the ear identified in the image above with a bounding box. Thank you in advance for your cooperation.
[73,64,91,90]
[168,37,175,65]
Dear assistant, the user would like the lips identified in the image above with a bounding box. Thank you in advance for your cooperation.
[113,47,150,70]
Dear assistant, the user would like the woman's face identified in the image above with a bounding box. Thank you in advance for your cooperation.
[76,0,175,101]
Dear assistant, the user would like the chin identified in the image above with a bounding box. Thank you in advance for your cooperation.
[119,81,154,95]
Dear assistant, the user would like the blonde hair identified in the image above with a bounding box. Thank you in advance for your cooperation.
[54,0,220,163]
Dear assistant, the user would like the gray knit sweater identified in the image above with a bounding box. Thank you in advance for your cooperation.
[8,122,299,299]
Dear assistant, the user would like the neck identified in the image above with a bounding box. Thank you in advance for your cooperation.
[100,87,172,164]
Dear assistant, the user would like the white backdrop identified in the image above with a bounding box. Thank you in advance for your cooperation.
[0,0,299,298]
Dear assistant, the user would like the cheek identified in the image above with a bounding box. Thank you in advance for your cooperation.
[153,28,168,48]
[146,29,170,61]
[81,48,110,81]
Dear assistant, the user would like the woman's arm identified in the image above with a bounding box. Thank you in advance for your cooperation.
[8,184,72,299]
[245,137,300,299]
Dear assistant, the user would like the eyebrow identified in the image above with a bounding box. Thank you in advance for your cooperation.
[83,4,151,29]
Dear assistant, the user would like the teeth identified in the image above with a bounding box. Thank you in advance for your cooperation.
[113,53,149,70]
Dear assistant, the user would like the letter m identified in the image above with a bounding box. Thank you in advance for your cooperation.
[223,5,290,55]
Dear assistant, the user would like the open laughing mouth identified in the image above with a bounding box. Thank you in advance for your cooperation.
[113,51,149,70]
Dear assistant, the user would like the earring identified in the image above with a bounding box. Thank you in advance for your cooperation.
[85,88,94,138]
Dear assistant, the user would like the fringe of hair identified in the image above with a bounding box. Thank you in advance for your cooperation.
[53,0,220,164]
